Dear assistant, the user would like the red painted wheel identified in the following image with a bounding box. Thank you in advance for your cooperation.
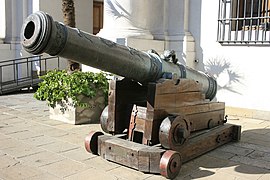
[160,150,182,179]
[84,131,104,154]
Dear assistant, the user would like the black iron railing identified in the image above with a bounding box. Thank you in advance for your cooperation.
[218,0,270,45]
[0,55,60,94]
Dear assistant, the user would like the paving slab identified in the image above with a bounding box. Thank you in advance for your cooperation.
[21,135,56,147]
[1,142,44,158]
[0,137,23,150]
[258,173,270,180]
[207,149,235,160]
[61,147,96,162]
[40,158,87,178]
[83,155,121,171]
[64,167,119,180]
[0,124,30,135]
[233,142,270,153]
[108,165,152,180]
[7,130,43,140]
[230,155,270,170]
[0,154,20,169]
[218,162,269,180]
[38,140,80,153]
[56,133,86,147]
[26,173,62,180]
[189,170,249,180]
[19,150,65,167]
[0,163,44,180]
[0,114,18,120]
[217,143,255,156]
[192,155,231,170]
[177,160,200,178]
[248,150,270,161]
[27,124,57,133]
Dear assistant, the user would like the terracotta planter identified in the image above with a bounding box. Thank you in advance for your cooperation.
[49,92,105,125]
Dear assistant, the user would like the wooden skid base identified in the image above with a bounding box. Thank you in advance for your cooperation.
[97,124,241,177]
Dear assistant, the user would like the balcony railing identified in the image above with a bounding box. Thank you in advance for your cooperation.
[0,55,60,94]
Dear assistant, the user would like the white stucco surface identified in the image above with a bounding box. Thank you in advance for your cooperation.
[190,0,270,112]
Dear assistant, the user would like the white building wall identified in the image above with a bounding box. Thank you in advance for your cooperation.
[189,0,270,117]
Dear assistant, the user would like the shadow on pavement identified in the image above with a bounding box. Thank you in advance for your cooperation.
[175,128,270,179]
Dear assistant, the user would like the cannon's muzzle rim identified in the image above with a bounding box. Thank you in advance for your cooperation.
[21,11,53,54]
[205,74,217,101]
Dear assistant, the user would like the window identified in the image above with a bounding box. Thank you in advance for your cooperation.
[218,0,270,45]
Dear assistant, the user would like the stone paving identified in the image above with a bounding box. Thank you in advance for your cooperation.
[0,92,269,180]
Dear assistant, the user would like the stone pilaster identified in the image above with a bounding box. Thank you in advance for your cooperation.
[163,0,185,63]
[98,0,153,40]
[0,0,5,43]
[11,0,19,43]
[183,0,197,68]
[97,0,165,54]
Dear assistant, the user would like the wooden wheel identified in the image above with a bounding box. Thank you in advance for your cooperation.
[84,131,104,154]
[100,106,110,133]
[160,150,182,179]
[159,115,190,150]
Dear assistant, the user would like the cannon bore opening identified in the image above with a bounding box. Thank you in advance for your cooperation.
[24,21,35,39]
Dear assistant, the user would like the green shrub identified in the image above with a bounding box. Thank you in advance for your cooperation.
[34,70,109,110]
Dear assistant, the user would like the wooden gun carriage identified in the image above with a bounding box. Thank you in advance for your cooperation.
[85,78,240,179]
[21,11,241,179]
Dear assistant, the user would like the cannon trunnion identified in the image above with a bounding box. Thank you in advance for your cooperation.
[21,12,241,179]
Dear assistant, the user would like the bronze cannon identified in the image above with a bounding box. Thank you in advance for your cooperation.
[21,11,241,179]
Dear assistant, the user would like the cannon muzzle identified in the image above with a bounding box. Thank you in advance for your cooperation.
[21,11,217,100]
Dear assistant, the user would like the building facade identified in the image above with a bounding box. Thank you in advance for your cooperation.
[0,0,269,119]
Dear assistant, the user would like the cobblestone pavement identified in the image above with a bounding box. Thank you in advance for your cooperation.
[0,92,269,180]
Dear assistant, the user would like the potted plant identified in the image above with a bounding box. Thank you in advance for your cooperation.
[34,69,109,124]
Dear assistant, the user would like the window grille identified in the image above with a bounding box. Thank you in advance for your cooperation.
[218,0,270,45]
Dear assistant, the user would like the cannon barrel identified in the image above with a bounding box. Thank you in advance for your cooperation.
[21,11,217,100]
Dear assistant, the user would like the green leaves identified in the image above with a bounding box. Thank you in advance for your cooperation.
[34,69,109,110]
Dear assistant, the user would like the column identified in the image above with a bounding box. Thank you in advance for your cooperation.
[0,0,5,43]
[98,0,153,40]
[32,0,39,12]
[183,0,197,68]
[11,0,18,43]
[21,0,34,56]
[163,0,185,63]
[163,0,185,41]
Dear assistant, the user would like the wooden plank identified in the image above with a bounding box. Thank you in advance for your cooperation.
[175,124,241,163]
[100,136,149,170]
[175,92,205,103]
[146,106,168,120]
[143,119,153,144]
[138,148,150,172]
[134,118,146,132]
[138,146,165,173]
[154,92,205,109]
[98,135,113,156]
[187,109,225,131]
[165,102,225,116]
[148,147,165,173]
[98,134,165,173]
[156,79,203,95]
